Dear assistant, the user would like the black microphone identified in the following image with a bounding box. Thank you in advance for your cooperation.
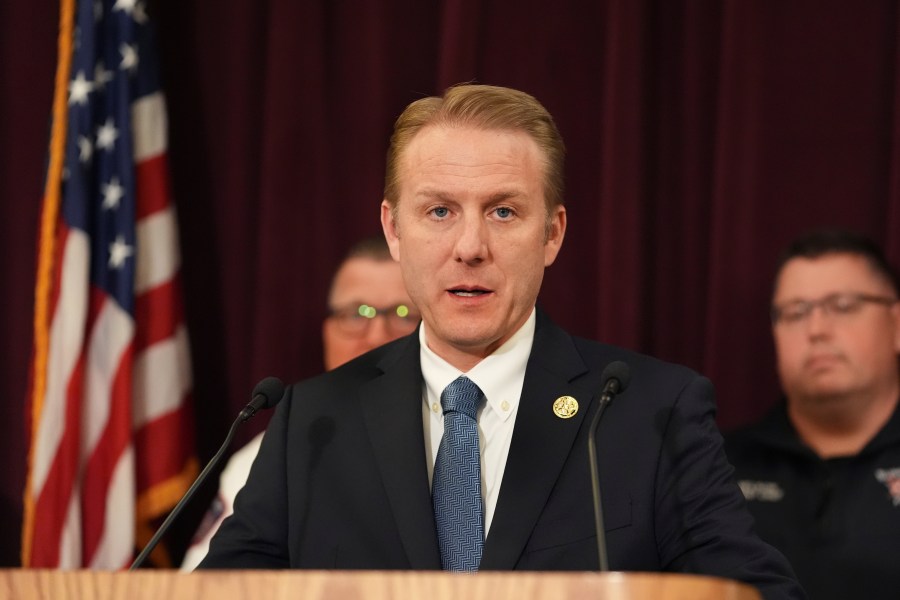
[587,361,631,572]
[130,376,286,570]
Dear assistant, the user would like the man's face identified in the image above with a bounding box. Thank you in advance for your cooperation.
[381,125,566,370]
[772,253,900,407]
[322,256,417,370]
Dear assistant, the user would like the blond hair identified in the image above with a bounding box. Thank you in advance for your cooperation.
[383,84,565,217]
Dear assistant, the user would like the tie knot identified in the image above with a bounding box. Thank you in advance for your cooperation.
[441,376,483,418]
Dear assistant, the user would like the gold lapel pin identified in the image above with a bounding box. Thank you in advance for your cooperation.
[552,396,578,419]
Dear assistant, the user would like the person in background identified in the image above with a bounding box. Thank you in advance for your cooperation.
[725,229,900,600]
[200,83,804,600]
[181,236,419,570]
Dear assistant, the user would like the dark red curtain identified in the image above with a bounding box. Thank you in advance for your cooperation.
[2,0,898,566]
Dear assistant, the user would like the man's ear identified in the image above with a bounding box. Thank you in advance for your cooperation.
[891,301,900,353]
[543,204,566,267]
[381,200,401,261]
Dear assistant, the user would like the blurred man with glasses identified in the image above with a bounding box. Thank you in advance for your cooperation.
[725,229,900,600]
[323,237,420,370]
[181,236,418,570]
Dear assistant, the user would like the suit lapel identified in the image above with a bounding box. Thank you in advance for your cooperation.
[360,333,442,569]
[480,313,595,570]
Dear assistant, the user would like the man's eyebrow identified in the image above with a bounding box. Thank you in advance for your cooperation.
[414,189,523,202]
[486,190,521,203]
[414,188,452,201]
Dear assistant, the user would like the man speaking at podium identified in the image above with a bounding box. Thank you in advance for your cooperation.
[200,84,805,600]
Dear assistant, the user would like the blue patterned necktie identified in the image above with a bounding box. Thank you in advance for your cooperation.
[432,375,485,571]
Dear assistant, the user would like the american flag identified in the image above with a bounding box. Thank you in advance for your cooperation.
[23,0,197,569]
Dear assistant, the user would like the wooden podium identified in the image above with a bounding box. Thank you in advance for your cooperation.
[0,569,761,600]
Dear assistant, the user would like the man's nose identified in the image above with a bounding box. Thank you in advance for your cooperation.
[453,214,488,264]
[805,304,834,338]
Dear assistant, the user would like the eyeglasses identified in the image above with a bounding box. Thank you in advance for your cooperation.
[771,292,897,326]
[328,303,421,337]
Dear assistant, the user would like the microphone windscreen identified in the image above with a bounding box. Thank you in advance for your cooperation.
[252,376,286,409]
[600,361,631,393]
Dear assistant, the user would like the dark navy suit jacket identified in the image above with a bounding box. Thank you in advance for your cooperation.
[201,310,805,600]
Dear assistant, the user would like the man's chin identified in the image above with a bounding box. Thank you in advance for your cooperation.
[798,383,857,406]
[436,326,504,354]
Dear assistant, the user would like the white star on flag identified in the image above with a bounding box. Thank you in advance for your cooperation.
[101,177,124,210]
[120,43,138,72]
[96,118,119,151]
[112,0,138,14]
[68,71,94,106]
[94,62,114,89]
[77,136,93,163]
[133,2,148,24]
[108,235,134,269]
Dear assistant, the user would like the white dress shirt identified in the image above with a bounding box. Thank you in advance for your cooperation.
[420,308,535,535]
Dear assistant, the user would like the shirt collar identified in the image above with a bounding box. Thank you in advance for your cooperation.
[420,308,536,419]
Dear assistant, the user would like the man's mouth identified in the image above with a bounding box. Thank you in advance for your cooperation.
[805,352,844,368]
[449,288,490,297]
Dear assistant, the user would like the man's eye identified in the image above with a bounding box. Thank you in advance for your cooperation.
[781,305,808,322]
[831,296,860,313]
[495,207,514,219]
[430,207,450,218]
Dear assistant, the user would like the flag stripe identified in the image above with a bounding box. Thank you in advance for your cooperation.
[135,404,196,496]
[30,227,89,495]
[136,208,180,293]
[82,342,133,564]
[58,490,82,568]
[134,278,181,349]
[135,156,172,219]
[30,344,85,567]
[132,93,168,162]
[83,293,134,455]
[133,327,192,425]
[89,446,136,570]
